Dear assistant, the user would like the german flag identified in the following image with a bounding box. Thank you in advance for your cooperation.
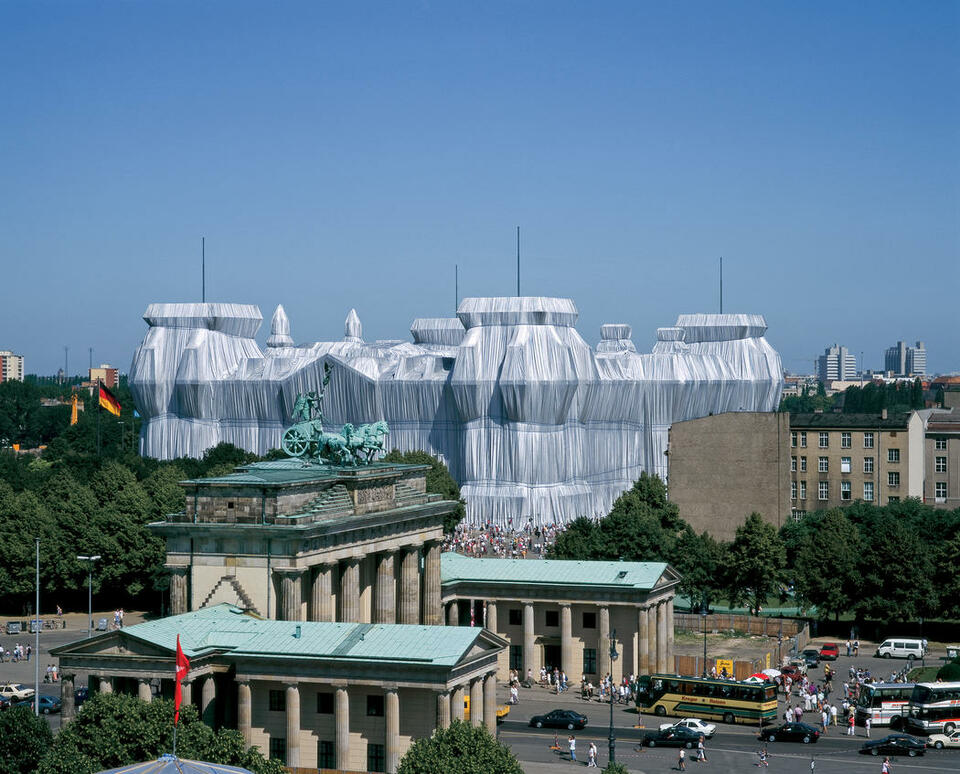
[99,383,122,417]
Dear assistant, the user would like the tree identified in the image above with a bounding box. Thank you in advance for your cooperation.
[791,509,860,619]
[39,694,283,774]
[549,517,601,559]
[670,528,727,609]
[381,450,466,532]
[724,513,786,613]
[396,720,523,774]
[0,705,53,774]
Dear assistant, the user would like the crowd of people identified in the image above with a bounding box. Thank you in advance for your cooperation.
[0,642,31,662]
[441,521,559,558]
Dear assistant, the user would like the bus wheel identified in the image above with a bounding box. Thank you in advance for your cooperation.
[654,706,666,717]
[945,723,956,734]
[723,712,735,725]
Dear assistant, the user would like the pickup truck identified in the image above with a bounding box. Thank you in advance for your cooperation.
[0,683,36,701]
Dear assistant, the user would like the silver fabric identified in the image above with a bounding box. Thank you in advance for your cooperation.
[130,299,782,526]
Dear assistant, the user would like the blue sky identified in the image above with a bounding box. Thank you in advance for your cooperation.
[2,1,957,376]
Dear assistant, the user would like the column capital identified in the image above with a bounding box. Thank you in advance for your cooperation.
[383,684,399,693]
[273,567,306,577]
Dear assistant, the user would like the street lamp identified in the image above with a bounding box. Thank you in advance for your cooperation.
[608,628,618,765]
[701,596,709,677]
[77,555,101,637]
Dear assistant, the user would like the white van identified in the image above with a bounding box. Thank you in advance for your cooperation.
[875,638,925,659]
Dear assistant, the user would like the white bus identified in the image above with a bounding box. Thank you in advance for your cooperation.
[854,682,915,728]
[904,682,960,735]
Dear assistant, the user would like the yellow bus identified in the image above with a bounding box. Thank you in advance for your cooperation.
[635,674,777,726]
[463,694,510,722]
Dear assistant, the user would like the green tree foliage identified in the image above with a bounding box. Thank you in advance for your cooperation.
[549,517,602,559]
[778,385,835,413]
[789,509,861,619]
[841,379,924,413]
[0,705,54,774]
[38,694,283,774]
[381,449,466,532]
[396,719,523,774]
[602,764,630,774]
[725,513,786,614]
[671,528,726,609]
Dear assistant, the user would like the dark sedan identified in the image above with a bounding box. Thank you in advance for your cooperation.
[761,722,820,744]
[861,734,927,757]
[801,648,821,668]
[644,726,703,749]
[529,709,588,730]
[11,695,62,714]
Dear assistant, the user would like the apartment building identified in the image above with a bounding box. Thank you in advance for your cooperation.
[817,344,857,382]
[884,340,927,377]
[0,350,24,382]
[924,408,960,510]
[788,410,923,516]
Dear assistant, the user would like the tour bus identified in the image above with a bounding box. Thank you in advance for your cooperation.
[903,682,960,735]
[634,674,778,726]
[854,682,915,729]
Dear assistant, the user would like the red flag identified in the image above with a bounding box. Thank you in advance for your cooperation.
[174,634,190,725]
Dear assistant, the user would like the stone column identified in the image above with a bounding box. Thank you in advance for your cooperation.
[647,605,657,673]
[138,678,152,703]
[169,566,189,615]
[656,601,667,673]
[339,559,361,623]
[99,677,113,694]
[666,597,675,674]
[375,552,396,624]
[311,563,335,622]
[237,680,253,747]
[423,540,443,625]
[447,600,459,626]
[560,604,574,677]
[452,685,465,721]
[285,683,301,767]
[436,690,451,729]
[180,679,192,707]
[61,673,75,722]
[399,545,421,624]
[638,606,650,674]
[485,600,498,633]
[385,688,400,774]
[335,686,350,770]
[597,606,611,678]
[201,675,216,726]
[522,602,536,679]
[469,678,483,728]
[483,672,497,735]
[278,570,304,621]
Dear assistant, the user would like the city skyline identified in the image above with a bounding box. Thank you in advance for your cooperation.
[2,1,957,375]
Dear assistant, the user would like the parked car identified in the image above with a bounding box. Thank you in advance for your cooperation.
[761,722,821,744]
[861,734,927,757]
[875,638,926,660]
[528,709,588,730]
[786,657,807,674]
[819,643,839,660]
[0,695,11,710]
[928,730,960,750]
[5,621,21,635]
[11,695,62,714]
[801,648,821,668]
[644,726,703,748]
[658,718,717,738]
[0,684,35,702]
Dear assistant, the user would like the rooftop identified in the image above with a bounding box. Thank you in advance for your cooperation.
[441,551,669,591]
[181,459,428,486]
[789,411,913,429]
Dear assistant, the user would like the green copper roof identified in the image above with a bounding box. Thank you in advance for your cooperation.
[119,605,482,666]
[441,552,668,591]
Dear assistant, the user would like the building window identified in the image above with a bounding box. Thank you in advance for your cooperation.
[936,456,947,473]
[508,608,522,626]
[269,690,285,712]
[583,648,597,674]
[863,457,874,473]
[888,448,900,463]
[510,645,523,671]
[864,482,874,501]
[819,432,829,448]
[792,509,806,521]
[841,457,851,473]
[269,738,286,764]
[799,481,807,500]
[888,496,900,503]
[367,743,386,773]
[545,610,559,627]
[840,481,852,501]
[582,611,597,629]
[367,695,385,717]
[936,482,947,501]
[317,692,334,714]
[791,481,797,500]
[818,457,829,473]
[800,456,807,472]
[800,431,807,448]
[935,438,947,451]
[791,431,797,448]
[888,471,900,488]
[791,456,797,472]
[318,741,335,769]
[841,432,851,448]
[818,482,829,501]
[863,432,874,448]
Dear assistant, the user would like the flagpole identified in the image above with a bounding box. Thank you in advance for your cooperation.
[96,379,102,457]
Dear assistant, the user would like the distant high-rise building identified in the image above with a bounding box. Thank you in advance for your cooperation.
[818,344,857,382]
[0,351,24,382]
[89,364,119,389]
[884,340,926,376]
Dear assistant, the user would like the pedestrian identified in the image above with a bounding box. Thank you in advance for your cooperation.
[588,741,598,767]
[848,713,855,735]
[756,747,769,767]
[845,639,851,657]
[696,736,707,763]
[854,639,860,657]
[881,756,892,774]
[865,716,871,738]
[821,709,828,733]
[830,703,838,726]
[678,747,686,771]
[568,734,577,762]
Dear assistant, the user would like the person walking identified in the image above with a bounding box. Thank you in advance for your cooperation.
[568,734,577,763]
[696,736,707,763]
[847,713,855,735]
[881,756,892,774]
[587,741,598,768]
[756,747,769,767]
[678,747,687,771]
[865,716,871,738]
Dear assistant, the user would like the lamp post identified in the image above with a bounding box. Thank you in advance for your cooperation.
[701,596,709,677]
[608,628,618,765]
[34,538,40,716]
[77,555,101,637]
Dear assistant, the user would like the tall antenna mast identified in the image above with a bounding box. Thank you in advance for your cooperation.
[202,237,206,303]
[64,346,69,380]
[455,264,459,313]
[516,226,521,296]
[89,347,93,372]
[719,256,723,314]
